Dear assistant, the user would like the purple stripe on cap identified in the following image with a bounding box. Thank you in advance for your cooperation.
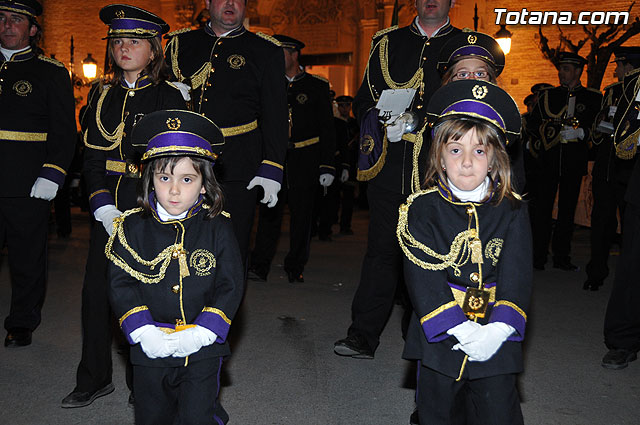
[110,17,161,33]
[442,100,505,131]
[451,46,494,62]
[147,131,212,153]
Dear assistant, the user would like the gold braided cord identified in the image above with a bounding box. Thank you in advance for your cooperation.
[220,119,258,137]
[0,130,47,141]
[614,76,640,160]
[411,124,427,193]
[378,35,424,90]
[84,86,127,151]
[167,37,184,82]
[190,61,212,91]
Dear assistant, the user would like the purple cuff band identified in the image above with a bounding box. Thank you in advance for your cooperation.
[39,167,66,186]
[319,166,335,176]
[194,311,231,343]
[89,191,115,214]
[422,305,467,343]
[110,18,162,33]
[443,100,505,131]
[451,46,493,63]
[490,304,526,341]
[257,163,283,184]
[122,309,154,344]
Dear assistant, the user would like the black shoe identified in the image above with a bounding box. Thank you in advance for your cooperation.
[553,260,579,271]
[602,349,638,370]
[4,328,32,347]
[247,266,267,282]
[61,383,115,408]
[409,408,419,425]
[583,279,603,291]
[287,271,304,283]
[334,335,374,359]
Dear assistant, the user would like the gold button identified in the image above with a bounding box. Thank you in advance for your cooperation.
[470,272,479,283]
[128,91,135,97]
[422,57,427,60]
[172,251,179,259]
[466,206,474,215]
[214,54,218,58]
[425,42,430,46]
[171,284,180,294]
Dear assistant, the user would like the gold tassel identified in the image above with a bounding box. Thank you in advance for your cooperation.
[178,250,190,278]
[470,238,483,264]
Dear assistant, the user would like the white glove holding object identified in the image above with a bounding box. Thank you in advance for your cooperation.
[452,322,514,362]
[30,177,59,201]
[385,119,405,143]
[172,326,217,358]
[172,82,191,101]
[447,320,482,344]
[560,127,585,141]
[94,205,123,236]
[247,176,281,208]
[319,173,334,187]
[340,169,349,183]
[131,325,179,359]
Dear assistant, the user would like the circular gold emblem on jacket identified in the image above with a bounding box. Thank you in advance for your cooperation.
[467,35,477,44]
[227,54,246,70]
[471,85,488,99]
[576,103,586,113]
[116,9,126,18]
[296,93,308,104]
[189,249,216,276]
[13,80,32,97]
[360,135,375,155]
[166,118,181,130]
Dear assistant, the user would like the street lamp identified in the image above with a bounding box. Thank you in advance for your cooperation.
[495,24,513,55]
[82,53,97,80]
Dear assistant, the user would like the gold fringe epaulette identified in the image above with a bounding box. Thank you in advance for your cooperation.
[165,27,193,38]
[310,74,329,83]
[373,25,398,40]
[38,55,65,67]
[256,32,281,46]
[221,211,231,219]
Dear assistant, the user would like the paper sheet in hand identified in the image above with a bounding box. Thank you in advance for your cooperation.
[376,89,416,121]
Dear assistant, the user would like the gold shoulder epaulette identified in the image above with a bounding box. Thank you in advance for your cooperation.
[165,27,192,38]
[310,74,329,83]
[373,25,398,40]
[256,32,281,47]
[221,211,231,219]
[603,81,622,91]
[38,55,65,68]
[625,67,640,78]
[586,87,602,94]
[462,27,473,32]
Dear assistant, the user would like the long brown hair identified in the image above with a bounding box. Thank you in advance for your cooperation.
[104,37,171,85]
[138,156,224,219]
[423,117,518,205]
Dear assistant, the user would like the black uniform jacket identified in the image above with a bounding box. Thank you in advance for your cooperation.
[84,78,186,214]
[612,68,640,172]
[286,72,336,188]
[107,200,244,367]
[0,48,76,197]
[527,84,602,176]
[398,182,532,379]
[353,19,460,193]
[165,25,288,184]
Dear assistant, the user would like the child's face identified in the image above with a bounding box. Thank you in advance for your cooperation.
[441,127,491,191]
[111,37,153,82]
[153,157,205,216]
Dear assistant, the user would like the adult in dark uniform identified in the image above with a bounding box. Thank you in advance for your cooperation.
[584,47,640,291]
[335,95,359,235]
[526,52,602,271]
[164,0,288,265]
[601,53,640,369]
[334,0,460,359]
[61,5,186,408]
[249,35,335,283]
[0,0,76,347]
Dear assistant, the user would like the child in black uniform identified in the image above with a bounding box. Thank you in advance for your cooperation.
[397,80,532,424]
[107,110,244,425]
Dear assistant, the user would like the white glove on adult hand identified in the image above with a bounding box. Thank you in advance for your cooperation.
[560,127,585,141]
[132,325,179,359]
[319,173,334,187]
[172,82,191,101]
[452,322,514,362]
[94,205,123,236]
[340,169,349,183]
[247,176,281,208]
[30,177,58,201]
[447,320,482,345]
[172,326,217,358]
[386,119,405,143]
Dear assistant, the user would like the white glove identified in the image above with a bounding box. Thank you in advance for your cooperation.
[247,176,281,208]
[319,173,334,187]
[172,325,217,358]
[172,82,191,101]
[131,325,180,359]
[30,177,59,201]
[560,127,585,141]
[340,169,349,183]
[94,205,123,236]
[452,322,514,362]
[385,119,405,143]
[446,320,482,344]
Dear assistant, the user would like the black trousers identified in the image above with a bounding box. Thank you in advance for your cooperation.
[347,184,407,352]
[531,167,583,265]
[586,177,626,283]
[134,357,227,425]
[339,181,356,231]
[417,365,523,425]
[251,185,315,276]
[1,197,50,332]
[603,202,640,351]
[74,221,132,393]
[221,181,259,267]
